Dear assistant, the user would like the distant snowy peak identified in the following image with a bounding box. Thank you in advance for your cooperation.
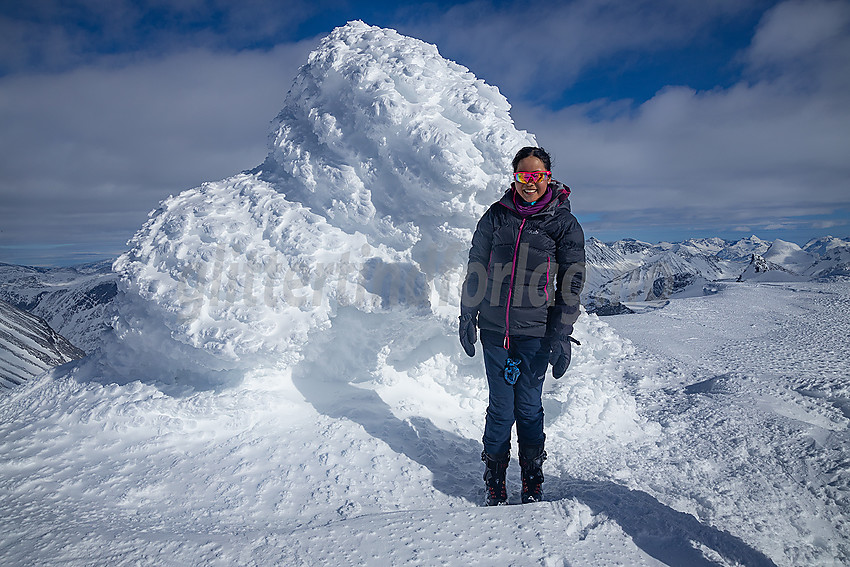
[586,249,727,313]
[735,237,850,280]
[584,238,653,291]
[583,235,850,313]
[803,236,850,278]
[716,235,771,261]
[737,253,805,282]
[762,239,816,274]
[0,299,84,388]
[0,263,117,354]
[609,238,655,257]
[669,237,729,258]
[803,235,847,256]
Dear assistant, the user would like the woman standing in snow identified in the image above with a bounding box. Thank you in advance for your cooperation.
[459,146,585,505]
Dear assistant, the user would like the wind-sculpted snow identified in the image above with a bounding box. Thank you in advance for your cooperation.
[266,22,526,241]
[99,21,534,381]
[109,175,401,376]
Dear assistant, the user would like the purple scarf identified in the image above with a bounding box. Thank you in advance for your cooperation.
[511,184,556,217]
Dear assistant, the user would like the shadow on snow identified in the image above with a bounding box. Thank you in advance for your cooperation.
[291,308,777,567]
[549,476,778,567]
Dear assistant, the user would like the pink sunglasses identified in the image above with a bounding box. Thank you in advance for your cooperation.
[514,171,550,184]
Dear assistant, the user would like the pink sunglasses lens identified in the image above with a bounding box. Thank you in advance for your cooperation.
[515,171,547,184]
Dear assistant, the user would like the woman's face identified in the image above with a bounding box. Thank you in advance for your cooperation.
[514,156,549,203]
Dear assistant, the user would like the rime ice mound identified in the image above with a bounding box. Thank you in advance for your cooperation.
[103,21,534,378]
[266,21,528,245]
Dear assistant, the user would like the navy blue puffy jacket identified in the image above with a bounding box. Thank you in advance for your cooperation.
[461,181,585,347]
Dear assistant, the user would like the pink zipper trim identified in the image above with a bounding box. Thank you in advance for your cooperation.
[504,218,526,349]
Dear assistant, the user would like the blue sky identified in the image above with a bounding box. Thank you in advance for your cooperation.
[1,0,848,266]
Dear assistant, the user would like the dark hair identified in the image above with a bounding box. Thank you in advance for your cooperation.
[512,146,552,172]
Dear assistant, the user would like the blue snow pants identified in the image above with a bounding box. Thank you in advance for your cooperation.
[481,330,550,457]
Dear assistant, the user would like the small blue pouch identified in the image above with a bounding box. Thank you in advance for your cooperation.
[504,357,521,385]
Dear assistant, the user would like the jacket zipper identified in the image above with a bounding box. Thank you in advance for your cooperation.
[504,218,526,349]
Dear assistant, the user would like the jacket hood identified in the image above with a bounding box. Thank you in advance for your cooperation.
[499,179,572,216]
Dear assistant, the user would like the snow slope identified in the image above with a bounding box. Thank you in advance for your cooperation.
[0,293,786,566]
[602,279,850,566]
[0,21,846,566]
[804,236,850,278]
[737,253,806,283]
[584,237,653,292]
[763,240,818,275]
[0,300,84,388]
[0,261,117,354]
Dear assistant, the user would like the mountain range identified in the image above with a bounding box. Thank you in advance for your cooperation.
[2,233,848,383]
[585,235,850,314]
[0,260,117,354]
[0,299,84,388]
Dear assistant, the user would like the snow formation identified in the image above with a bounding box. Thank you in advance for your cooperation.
[94,20,533,383]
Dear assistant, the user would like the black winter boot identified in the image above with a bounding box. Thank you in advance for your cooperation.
[481,451,510,506]
[519,446,547,504]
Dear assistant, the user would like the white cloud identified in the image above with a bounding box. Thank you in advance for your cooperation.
[0,39,317,263]
[510,0,850,236]
[399,0,756,102]
[2,1,849,265]
[745,0,850,66]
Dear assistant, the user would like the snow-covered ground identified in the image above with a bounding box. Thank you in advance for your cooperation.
[594,279,850,566]
[1,279,847,566]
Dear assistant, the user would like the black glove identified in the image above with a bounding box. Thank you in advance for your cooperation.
[458,312,478,357]
[548,326,580,379]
